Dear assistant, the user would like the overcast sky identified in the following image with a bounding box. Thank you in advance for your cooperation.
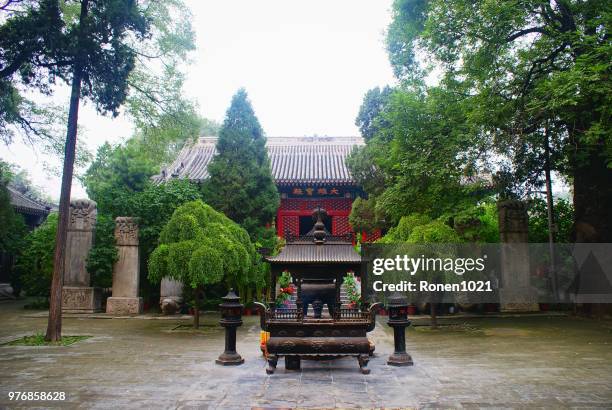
[1,0,396,200]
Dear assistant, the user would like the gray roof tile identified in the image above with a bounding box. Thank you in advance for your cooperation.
[154,136,364,185]
[266,242,362,264]
[8,186,51,216]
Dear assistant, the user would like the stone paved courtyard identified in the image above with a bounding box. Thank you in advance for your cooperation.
[1,301,612,409]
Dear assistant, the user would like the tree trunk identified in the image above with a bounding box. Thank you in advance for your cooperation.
[45,1,89,342]
[572,144,612,243]
[193,286,202,329]
[543,129,558,299]
[430,303,437,329]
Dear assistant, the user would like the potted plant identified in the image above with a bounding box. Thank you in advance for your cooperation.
[343,271,361,310]
[275,271,295,310]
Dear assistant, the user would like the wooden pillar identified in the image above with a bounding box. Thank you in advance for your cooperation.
[334,272,341,319]
[359,261,368,306]
[296,276,303,320]
[270,267,278,301]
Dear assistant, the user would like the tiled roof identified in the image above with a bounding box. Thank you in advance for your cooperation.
[8,186,51,216]
[266,241,362,264]
[154,136,364,185]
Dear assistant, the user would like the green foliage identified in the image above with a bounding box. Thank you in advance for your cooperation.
[349,197,386,234]
[378,213,432,243]
[278,271,292,289]
[86,179,202,301]
[202,89,279,240]
[346,146,387,197]
[349,86,492,228]
[0,0,150,129]
[83,142,158,216]
[86,214,118,288]
[450,203,499,243]
[147,244,169,284]
[355,86,394,141]
[188,245,224,288]
[385,0,612,239]
[0,161,28,294]
[0,161,28,256]
[1,0,200,165]
[148,200,261,293]
[4,333,90,346]
[407,220,461,244]
[15,213,58,297]
[528,198,574,243]
[275,271,294,307]
[342,272,361,306]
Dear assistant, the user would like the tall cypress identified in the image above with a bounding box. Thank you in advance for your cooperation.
[203,89,279,239]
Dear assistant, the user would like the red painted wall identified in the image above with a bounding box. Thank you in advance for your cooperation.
[276,198,353,237]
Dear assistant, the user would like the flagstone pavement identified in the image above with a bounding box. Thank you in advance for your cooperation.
[1,300,612,409]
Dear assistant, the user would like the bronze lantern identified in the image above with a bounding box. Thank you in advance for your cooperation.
[386,292,414,366]
[216,289,244,366]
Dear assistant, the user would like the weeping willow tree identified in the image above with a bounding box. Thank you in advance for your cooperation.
[148,200,262,328]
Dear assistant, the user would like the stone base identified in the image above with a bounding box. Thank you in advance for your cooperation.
[500,302,540,313]
[216,351,244,366]
[62,286,102,313]
[499,287,539,312]
[387,352,414,366]
[106,297,143,315]
[160,296,183,315]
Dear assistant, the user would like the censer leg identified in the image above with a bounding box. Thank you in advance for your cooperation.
[285,355,301,370]
[266,354,278,374]
[358,354,370,374]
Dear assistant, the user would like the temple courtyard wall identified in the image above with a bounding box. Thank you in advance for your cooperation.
[1,300,611,409]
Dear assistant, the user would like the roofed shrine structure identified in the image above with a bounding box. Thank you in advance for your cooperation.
[154,136,378,240]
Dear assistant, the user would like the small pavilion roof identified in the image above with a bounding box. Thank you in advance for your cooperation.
[266,239,362,265]
[153,136,364,186]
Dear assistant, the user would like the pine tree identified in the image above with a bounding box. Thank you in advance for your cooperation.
[1,0,149,341]
[203,89,279,239]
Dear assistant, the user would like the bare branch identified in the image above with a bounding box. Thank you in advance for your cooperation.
[0,0,23,11]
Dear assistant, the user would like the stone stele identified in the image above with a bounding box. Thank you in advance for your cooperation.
[160,278,183,315]
[106,217,143,315]
[62,199,102,313]
[497,200,539,312]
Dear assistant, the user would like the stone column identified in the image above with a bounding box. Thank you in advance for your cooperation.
[160,278,183,315]
[62,199,102,313]
[498,200,539,312]
[107,217,143,315]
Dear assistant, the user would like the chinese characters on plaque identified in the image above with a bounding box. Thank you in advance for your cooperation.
[291,186,341,197]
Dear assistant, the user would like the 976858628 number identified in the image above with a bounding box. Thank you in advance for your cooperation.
[8,392,66,401]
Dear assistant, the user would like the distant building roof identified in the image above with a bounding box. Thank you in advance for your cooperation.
[154,136,364,186]
[8,186,51,216]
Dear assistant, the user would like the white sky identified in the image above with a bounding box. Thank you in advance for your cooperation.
[1,0,396,201]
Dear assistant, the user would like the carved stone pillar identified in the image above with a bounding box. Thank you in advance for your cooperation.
[498,200,539,312]
[106,217,143,315]
[62,199,102,313]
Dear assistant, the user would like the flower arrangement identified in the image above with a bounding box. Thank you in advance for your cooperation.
[275,270,295,308]
[343,271,361,309]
